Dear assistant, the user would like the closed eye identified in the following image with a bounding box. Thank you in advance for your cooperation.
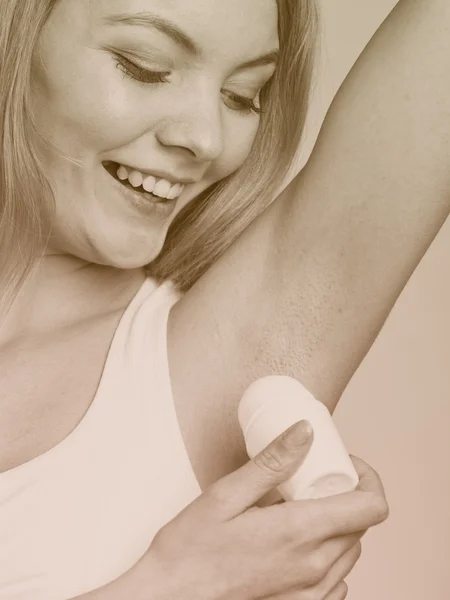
[112,53,263,116]
[221,90,262,115]
[113,53,171,84]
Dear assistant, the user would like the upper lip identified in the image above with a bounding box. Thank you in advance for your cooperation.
[143,169,197,185]
[106,161,198,185]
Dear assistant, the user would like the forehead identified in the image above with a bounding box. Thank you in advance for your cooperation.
[85,0,279,58]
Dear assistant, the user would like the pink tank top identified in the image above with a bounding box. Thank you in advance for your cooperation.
[0,278,202,600]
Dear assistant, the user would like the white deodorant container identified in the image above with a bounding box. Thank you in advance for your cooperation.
[238,376,359,500]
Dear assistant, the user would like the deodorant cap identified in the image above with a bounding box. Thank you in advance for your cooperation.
[238,376,359,500]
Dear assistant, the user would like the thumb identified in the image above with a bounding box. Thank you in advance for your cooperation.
[200,420,314,521]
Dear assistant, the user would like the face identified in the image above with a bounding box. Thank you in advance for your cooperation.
[31,0,279,268]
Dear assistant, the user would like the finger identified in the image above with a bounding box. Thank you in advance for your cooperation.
[259,533,363,599]
[273,544,358,599]
[283,487,388,540]
[350,455,387,500]
[256,488,285,508]
[312,542,361,599]
[194,420,313,520]
[264,579,349,599]
[318,530,366,572]
[324,580,348,600]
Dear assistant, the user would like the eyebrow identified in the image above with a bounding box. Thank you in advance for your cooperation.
[103,12,200,56]
[103,11,279,69]
[237,50,279,71]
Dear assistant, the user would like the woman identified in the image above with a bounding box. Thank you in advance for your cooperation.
[1,0,448,598]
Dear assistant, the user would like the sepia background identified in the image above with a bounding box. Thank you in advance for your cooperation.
[296,1,450,598]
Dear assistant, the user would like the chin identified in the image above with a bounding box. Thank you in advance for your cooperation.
[59,228,167,271]
[96,241,165,270]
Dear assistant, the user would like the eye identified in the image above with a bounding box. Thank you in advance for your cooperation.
[113,54,171,85]
[222,90,263,116]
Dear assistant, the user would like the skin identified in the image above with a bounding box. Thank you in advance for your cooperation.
[3,0,449,596]
[2,0,449,485]
[0,0,279,479]
[31,0,278,267]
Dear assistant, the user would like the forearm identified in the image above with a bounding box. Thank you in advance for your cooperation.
[69,570,146,600]
[262,0,450,407]
[69,555,175,600]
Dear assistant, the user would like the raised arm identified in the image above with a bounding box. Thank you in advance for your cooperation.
[168,0,450,470]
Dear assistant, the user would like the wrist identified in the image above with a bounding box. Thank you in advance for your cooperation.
[121,553,180,600]
[140,552,225,600]
[72,554,178,600]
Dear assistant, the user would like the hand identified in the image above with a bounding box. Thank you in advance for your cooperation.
[260,454,385,600]
[143,421,389,600]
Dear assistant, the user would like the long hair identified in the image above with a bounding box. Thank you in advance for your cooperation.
[0,0,321,315]
[0,0,57,315]
[149,0,321,290]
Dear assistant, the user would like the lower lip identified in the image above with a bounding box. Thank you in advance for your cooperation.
[103,166,179,218]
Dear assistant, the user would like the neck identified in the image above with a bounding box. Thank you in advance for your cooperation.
[0,252,145,344]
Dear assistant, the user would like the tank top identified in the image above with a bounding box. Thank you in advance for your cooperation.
[0,278,202,600]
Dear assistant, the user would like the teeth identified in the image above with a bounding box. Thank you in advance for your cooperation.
[153,179,171,199]
[115,164,185,200]
[128,170,143,188]
[167,183,181,200]
[142,176,156,193]
[117,165,128,181]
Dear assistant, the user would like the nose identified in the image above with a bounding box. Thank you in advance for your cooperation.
[155,96,224,163]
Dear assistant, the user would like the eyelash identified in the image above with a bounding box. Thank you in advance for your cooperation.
[222,90,263,116]
[113,54,263,116]
[114,54,171,85]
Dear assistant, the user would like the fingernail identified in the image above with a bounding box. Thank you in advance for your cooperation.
[281,420,313,449]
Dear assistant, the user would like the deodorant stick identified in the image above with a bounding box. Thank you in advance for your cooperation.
[238,376,359,500]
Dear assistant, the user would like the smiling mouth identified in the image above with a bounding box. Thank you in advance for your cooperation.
[102,161,180,203]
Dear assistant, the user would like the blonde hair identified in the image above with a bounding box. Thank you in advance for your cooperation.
[149,0,321,290]
[0,0,57,315]
[0,0,320,315]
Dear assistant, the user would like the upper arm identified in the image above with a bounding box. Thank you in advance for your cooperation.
[168,0,450,434]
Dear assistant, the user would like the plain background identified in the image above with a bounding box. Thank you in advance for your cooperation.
[298,1,450,598]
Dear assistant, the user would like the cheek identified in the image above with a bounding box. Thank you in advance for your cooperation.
[219,116,260,175]
[30,50,150,158]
